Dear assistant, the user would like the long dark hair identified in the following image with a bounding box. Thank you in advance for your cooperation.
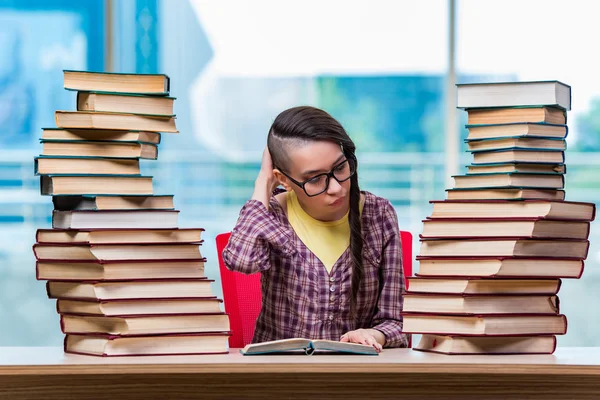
[267,106,363,318]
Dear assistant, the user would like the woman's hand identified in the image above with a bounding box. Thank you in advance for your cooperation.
[340,328,384,353]
[252,147,280,209]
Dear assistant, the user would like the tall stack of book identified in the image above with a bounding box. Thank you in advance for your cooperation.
[33,71,230,356]
[403,81,596,355]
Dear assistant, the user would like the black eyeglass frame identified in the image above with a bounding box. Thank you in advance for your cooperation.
[277,157,357,197]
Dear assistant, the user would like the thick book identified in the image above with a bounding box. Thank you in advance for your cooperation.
[446,187,565,201]
[77,91,175,115]
[60,313,231,335]
[472,149,564,164]
[403,293,559,315]
[419,238,589,259]
[405,277,561,295]
[37,259,206,281]
[456,81,571,110]
[466,107,566,125]
[452,172,564,189]
[37,228,203,244]
[240,338,378,356]
[41,139,158,159]
[55,111,178,133]
[57,298,223,316]
[51,210,178,229]
[401,313,567,336]
[63,70,170,95]
[53,194,174,211]
[466,123,567,140]
[420,218,590,240]
[41,175,154,196]
[414,335,557,355]
[47,279,214,300]
[64,333,230,357]
[33,242,203,261]
[35,156,141,176]
[41,128,161,144]
[429,200,596,220]
[416,257,584,278]
[466,163,565,175]
[466,137,566,153]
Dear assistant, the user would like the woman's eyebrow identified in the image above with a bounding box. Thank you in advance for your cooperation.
[301,154,346,176]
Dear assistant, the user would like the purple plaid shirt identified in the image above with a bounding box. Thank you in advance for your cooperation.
[222,190,408,348]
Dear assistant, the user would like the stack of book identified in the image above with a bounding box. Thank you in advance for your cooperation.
[403,81,596,355]
[33,71,230,356]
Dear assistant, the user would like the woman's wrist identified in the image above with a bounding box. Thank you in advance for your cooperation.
[368,329,386,346]
[252,173,274,209]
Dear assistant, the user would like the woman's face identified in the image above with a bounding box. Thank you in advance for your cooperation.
[277,140,352,222]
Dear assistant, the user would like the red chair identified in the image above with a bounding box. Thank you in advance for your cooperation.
[216,231,413,349]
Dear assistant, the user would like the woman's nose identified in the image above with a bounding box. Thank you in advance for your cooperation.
[326,177,343,195]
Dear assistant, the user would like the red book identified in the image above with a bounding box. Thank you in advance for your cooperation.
[64,332,232,357]
[401,313,567,336]
[416,257,584,279]
[420,217,590,240]
[33,242,203,261]
[418,237,589,259]
[428,199,596,221]
[36,228,204,244]
[405,277,562,295]
[413,334,557,355]
[36,259,207,281]
[47,279,214,300]
[60,313,231,336]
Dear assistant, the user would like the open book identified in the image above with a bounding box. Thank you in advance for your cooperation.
[240,338,378,356]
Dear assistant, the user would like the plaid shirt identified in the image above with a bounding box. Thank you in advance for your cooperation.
[222,191,408,348]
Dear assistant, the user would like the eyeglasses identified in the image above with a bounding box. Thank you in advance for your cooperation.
[278,158,356,197]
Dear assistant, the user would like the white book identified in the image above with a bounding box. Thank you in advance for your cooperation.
[457,81,571,110]
[52,210,179,229]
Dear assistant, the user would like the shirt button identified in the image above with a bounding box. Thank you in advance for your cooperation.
[329,277,335,282]
[329,286,335,292]
[328,315,334,320]
[329,296,335,301]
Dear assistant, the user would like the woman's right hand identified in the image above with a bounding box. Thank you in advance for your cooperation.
[252,147,279,209]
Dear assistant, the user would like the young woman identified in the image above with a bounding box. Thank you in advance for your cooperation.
[222,106,407,352]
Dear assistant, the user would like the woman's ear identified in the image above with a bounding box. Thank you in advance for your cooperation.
[273,169,292,191]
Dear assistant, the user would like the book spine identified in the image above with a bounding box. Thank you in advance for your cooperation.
[32,244,39,260]
[555,279,562,295]
[577,261,585,279]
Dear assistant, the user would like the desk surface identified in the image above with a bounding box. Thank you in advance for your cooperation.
[2,346,600,376]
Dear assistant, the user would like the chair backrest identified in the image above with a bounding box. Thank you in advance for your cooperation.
[216,230,413,348]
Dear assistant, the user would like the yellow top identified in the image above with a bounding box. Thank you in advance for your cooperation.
[286,190,363,273]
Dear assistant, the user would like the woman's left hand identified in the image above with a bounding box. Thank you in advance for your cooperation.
[340,329,384,353]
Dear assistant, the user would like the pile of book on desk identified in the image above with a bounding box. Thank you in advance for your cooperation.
[403,80,596,355]
[32,70,230,356]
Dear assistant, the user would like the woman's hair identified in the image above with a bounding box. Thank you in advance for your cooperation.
[267,106,363,320]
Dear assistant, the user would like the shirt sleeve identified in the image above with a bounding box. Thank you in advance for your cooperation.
[371,200,409,348]
[222,199,295,275]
